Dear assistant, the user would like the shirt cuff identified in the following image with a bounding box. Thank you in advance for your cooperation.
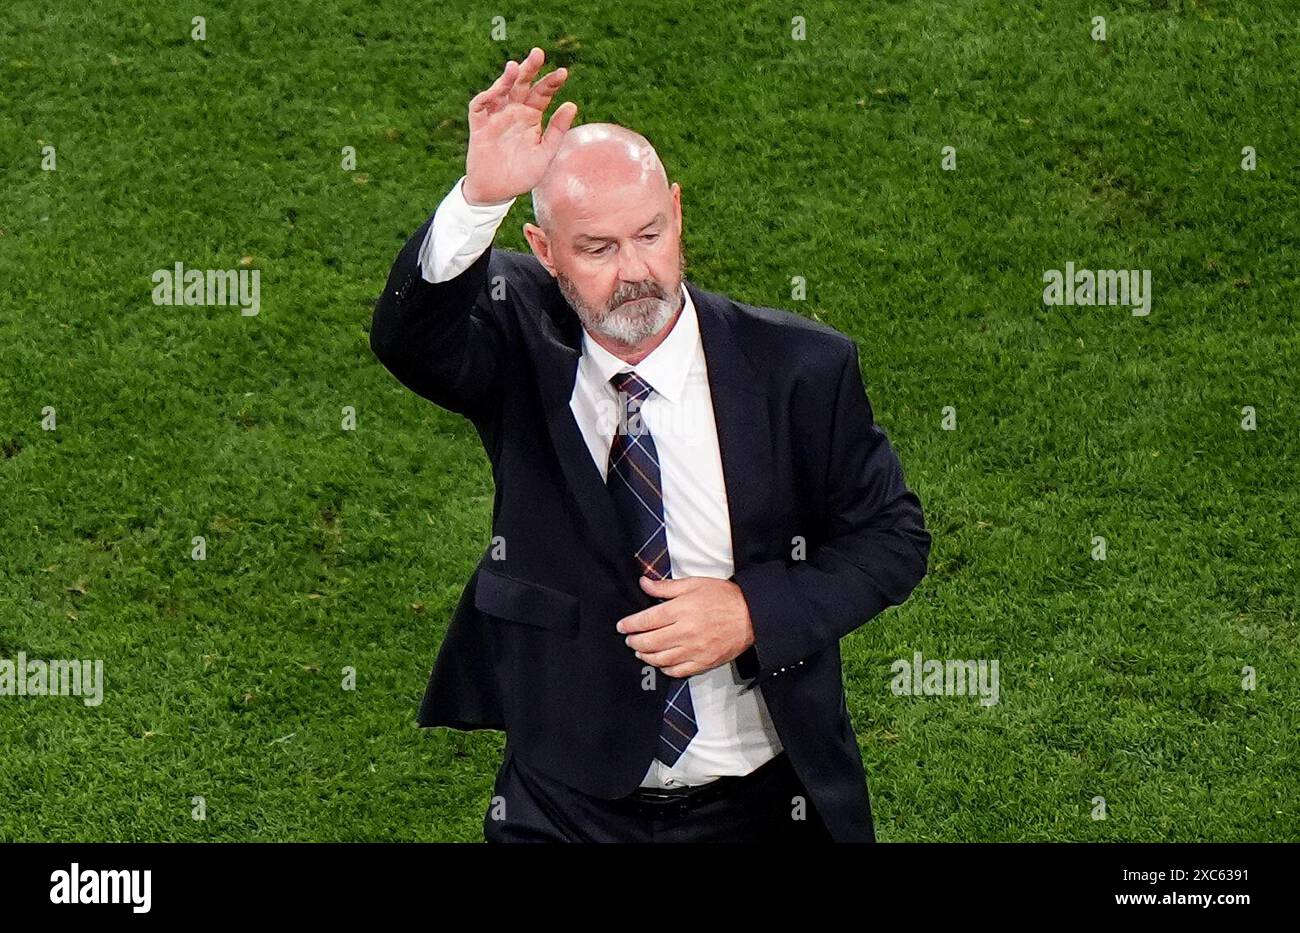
[456,175,517,211]
[417,175,517,283]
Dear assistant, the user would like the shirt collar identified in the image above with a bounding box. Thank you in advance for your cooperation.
[578,283,697,403]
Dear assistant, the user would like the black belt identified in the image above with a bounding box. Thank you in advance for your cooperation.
[619,753,788,819]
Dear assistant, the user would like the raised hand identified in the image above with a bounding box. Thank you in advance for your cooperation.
[463,47,578,206]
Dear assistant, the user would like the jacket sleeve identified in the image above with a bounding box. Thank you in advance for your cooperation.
[731,339,930,682]
[369,214,506,421]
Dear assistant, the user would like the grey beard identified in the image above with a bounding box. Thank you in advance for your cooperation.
[589,294,677,344]
[560,279,680,345]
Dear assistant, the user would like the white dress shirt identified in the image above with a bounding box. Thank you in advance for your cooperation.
[418,175,784,788]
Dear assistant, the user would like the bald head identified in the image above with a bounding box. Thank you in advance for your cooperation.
[521,121,685,358]
[530,123,669,233]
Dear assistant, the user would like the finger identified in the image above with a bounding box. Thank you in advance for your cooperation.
[541,100,578,148]
[471,59,518,111]
[509,47,545,101]
[626,624,682,652]
[524,66,567,110]
[615,601,671,634]
[662,662,702,678]
[493,58,520,92]
[635,646,688,667]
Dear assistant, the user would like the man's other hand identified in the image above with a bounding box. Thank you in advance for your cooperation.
[616,576,756,678]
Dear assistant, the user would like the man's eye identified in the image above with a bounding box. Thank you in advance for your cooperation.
[640,233,660,242]
[586,244,612,255]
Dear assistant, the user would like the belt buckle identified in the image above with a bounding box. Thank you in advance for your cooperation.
[629,785,696,819]
[635,795,691,820]
[636,788,687,804]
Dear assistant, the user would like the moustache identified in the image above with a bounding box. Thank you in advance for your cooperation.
[609,284,665,310]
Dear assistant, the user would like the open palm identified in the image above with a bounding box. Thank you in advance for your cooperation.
[464,47,578,205]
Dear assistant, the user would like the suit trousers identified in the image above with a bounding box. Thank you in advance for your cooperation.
[483,744,835,843]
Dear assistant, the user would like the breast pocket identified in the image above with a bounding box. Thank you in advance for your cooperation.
[474,565,580,638]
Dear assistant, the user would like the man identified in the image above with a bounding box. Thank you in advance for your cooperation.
[370,47,931,842]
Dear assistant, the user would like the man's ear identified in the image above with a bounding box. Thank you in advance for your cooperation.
[670,182,682,237]
[523,222,557,277]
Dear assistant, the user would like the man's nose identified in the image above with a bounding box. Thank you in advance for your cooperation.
[616,241,651,282]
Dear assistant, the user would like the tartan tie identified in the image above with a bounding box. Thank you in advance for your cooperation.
[606,370,698,767]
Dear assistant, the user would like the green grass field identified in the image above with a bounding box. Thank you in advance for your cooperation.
[1,0,1296,841]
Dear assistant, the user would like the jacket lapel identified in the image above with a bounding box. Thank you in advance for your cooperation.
[689,282,774,575]
[531,302,645,600]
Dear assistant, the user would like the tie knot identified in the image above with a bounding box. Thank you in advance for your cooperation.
[610,370,654,401]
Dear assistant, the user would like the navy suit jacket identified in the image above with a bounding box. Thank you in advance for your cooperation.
[370,214,931,842]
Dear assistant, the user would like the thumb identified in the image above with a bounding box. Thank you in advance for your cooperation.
[542,100,578,149]
[640,574,692,598]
